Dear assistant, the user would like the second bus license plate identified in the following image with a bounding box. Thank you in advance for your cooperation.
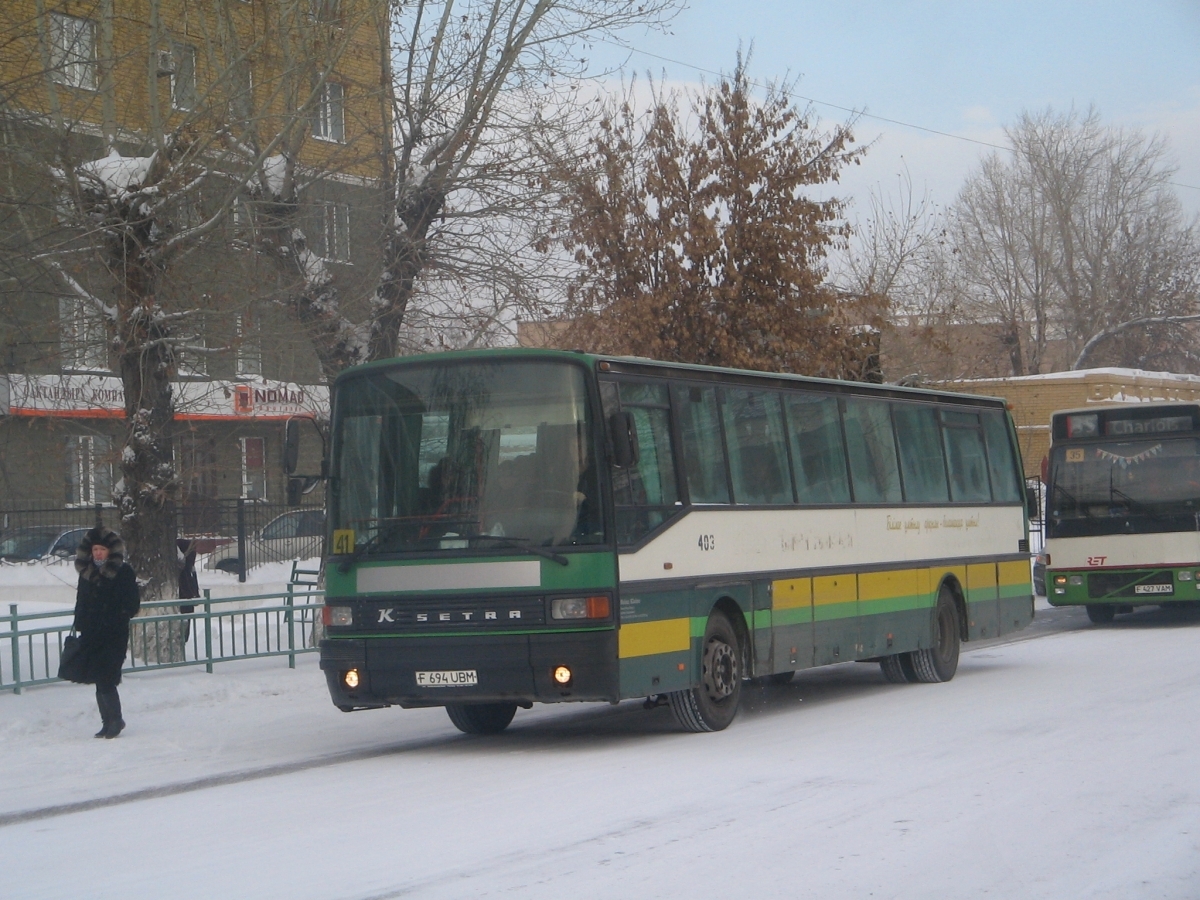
[1134,584,1173,595]
[416,670,478,687]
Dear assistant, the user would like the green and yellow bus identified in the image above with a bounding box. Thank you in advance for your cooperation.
[315,349,1034,733]
[1045,402,1200,623]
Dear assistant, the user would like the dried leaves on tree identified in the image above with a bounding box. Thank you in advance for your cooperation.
[545,58,872,378]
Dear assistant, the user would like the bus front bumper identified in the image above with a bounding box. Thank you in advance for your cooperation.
[320,630,619,709]
[1046,566,1200,606]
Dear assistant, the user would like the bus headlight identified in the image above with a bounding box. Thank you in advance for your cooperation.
[322,605,353,627]
[553,665,573,685]
[550,596,611,620]
[1179,571,1193,581]
[343,669,360,689]
[1069,575,1083,586]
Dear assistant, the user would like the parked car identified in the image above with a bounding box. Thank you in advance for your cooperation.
[204,509,325,573]
[0,526,90,562]
[1033,551,1047,597]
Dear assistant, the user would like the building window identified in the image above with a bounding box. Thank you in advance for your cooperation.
[59,296,108,371]
[236,313,263,377]
[170,41,197,111]
[49,14,96,89]
[313,201,350,261]
[66,435,113,507]
[177,324,207,377]
[309,0,341,21]
[240,436,267,500]
[312,80,344,142]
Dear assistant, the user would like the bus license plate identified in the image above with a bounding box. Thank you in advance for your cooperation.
[416,670,478,687]
[1134,584,1173,595]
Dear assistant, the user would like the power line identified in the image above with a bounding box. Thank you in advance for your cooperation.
[597,39,1200,194]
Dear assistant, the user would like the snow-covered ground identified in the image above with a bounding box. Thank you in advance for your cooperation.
[2,605,1198,899]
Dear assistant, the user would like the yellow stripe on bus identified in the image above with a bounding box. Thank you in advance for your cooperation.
[813,574,856,606]
[858,569,921,602]
[618,618,691,659]
[772,577,812,610]
[967,563,999,599]
[997,560,1031,587]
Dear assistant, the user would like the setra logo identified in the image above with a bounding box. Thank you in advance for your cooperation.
[1087,556,1107,566]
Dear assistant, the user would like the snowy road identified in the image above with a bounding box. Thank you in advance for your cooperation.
[3,604,1198,899]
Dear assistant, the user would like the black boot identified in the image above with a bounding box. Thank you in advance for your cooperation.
[94,686,112,738]
[96,685,125,738]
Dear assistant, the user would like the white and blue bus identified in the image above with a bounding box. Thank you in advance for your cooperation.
[315,349,1034,732]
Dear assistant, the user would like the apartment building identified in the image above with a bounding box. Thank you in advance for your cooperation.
[0,0,389,519]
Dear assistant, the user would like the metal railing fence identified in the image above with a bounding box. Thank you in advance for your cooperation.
[1,498,324,581]
[2,584,324,694]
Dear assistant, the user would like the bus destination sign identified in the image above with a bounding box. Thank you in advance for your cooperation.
[1105,415,1193,436]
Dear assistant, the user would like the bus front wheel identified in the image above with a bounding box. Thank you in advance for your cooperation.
[445,702,518,735]
[1086,604,1116,624]
[668,610,742,732]
[910,587,961,683]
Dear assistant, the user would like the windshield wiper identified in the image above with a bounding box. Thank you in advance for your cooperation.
[337,520,406,573]
[467,535,569,567]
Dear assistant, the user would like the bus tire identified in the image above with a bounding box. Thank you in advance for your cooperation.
[445,702,518,735]
[880,653,917,684]
[910,587,961,683]
[668,611,742,732]
[1086,604,1116,624]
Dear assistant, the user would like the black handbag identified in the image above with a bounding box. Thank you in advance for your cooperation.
[57,632,88,683]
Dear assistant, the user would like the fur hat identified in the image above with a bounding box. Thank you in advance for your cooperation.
[75,526,126,580]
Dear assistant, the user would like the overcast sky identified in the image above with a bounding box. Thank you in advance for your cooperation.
[591,0,1200,219]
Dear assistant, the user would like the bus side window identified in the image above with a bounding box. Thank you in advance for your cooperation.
[892,403,949,503]
[673,385,731,504]
[942,410,991,502]
[784,393,851,504]
[981,410,1023,502]
[607,381,681,544]
[843,397,902,503]
[723,388,792,504]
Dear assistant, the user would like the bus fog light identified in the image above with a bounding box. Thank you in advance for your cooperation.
[343,669,360,689]
[1069,575,1083,586]
[323,605,353,627]
[553,665,573,685]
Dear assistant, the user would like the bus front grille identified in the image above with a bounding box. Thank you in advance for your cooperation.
[1087,570,1173,599]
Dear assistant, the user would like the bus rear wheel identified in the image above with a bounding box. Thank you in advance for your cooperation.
[1086,604,1116,624]
[880,653,917,684]
[910,587,961,683]
[668,610,742,732]
[445,702,518,735]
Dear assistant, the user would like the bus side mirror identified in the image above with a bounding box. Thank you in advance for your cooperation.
[609,411,639,467]
[1026,485,1040,519]
[286,477,304,506]
[283,418,301,476]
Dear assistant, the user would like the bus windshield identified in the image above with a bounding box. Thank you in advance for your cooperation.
[1048,437,1200,536]
[331,360,604,554]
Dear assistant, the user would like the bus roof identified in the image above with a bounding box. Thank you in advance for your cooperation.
[334,347,1010,409]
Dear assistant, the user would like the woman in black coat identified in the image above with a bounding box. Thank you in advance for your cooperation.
[72,526,140,738]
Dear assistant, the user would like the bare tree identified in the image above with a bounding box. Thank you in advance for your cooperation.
[950,107,1200,373]
[261,0,681,380]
